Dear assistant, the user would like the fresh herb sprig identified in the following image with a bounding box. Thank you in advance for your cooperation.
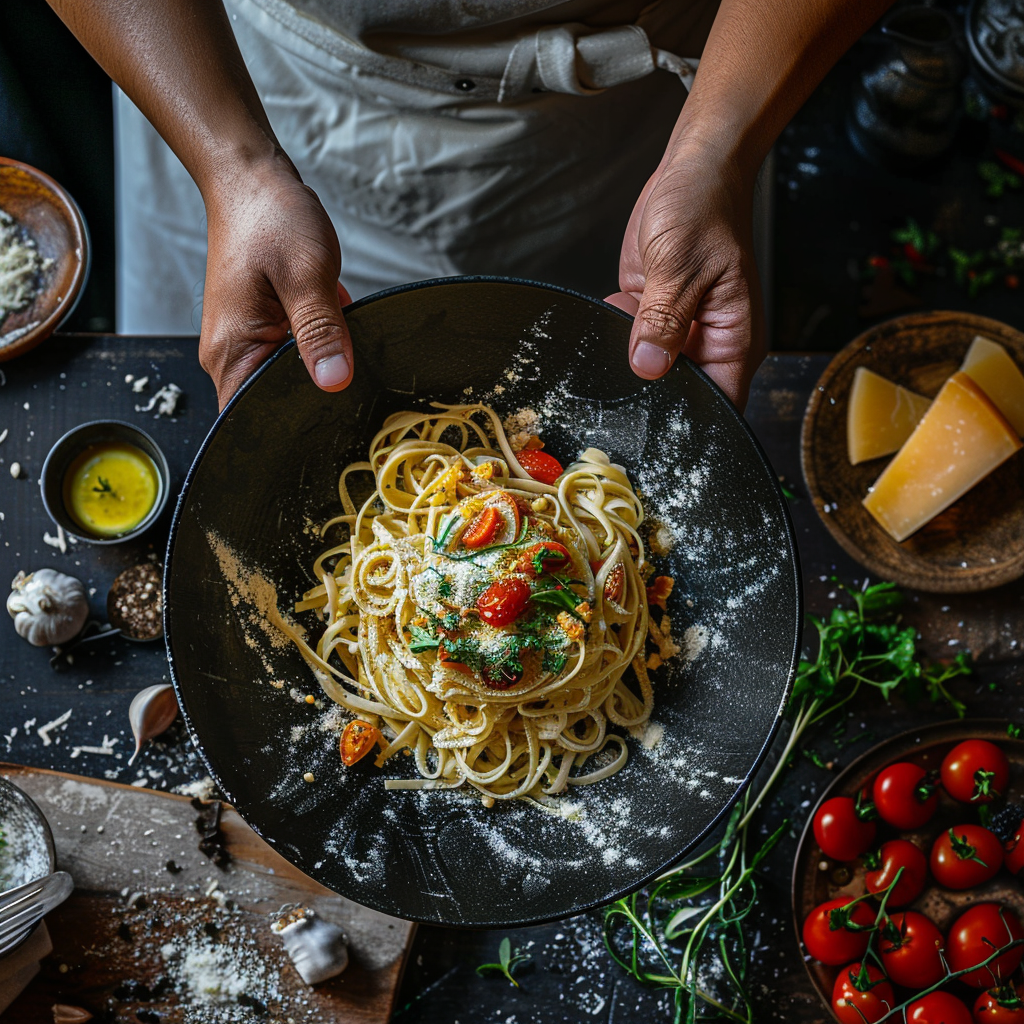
[476,936,531,988]
[603,580,972,1023]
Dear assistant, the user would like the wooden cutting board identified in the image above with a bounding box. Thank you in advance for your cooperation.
[0,764,415,1023]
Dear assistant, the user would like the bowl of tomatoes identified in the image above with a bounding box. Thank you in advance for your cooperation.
[793,720,1024,1023]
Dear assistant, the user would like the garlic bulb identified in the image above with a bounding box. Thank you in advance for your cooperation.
[127,683,179,764]
[271,908,349,985]
[7,569,89,646]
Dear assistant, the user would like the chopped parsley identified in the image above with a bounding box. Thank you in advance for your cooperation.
[408,625,441,652]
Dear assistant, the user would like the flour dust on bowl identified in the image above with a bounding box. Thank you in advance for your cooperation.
[165,278,801,926]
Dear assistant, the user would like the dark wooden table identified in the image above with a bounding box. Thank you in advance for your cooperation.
[1,335,1022,1023]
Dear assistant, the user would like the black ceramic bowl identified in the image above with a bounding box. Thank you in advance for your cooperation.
[165,278,801,927]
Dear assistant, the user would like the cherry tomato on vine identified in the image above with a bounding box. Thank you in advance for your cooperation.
[973,982,1024,1023]
[832,962,895,1024]
[1006,823,1024,877]
[947,904,1024,989]
[864,839,928,907]
[873,762,939,829]
[993,805,1024,877]
[802,897,876,965]
[813,794,877,861]
[515,449,563,485]
[907,991,973,1024]
[942,740,1009,805]
[930,825,1004,890]
[879,911,946,989]
[476,578,531,626]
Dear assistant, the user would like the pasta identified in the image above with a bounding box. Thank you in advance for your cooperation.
[284,403,674,804]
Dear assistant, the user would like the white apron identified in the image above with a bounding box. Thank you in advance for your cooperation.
[114,0,720,333]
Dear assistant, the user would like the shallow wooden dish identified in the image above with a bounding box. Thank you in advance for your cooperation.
[0,158,89,362]
[801,311,1024,592]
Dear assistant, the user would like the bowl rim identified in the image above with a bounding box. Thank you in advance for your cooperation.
[163,275,803,926]
[0,156,90,363]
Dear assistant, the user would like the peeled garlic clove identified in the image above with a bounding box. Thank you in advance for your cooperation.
[128,683,179,765]
[271,908,348,985]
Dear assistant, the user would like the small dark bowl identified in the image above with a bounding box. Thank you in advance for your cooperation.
[0,776,57,959]
[40,420,170,545]
[966,0,1024,110]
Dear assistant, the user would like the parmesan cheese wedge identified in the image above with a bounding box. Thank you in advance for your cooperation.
[863,372,1022,542]
[960,335,1024,436]
[847,367,932,464]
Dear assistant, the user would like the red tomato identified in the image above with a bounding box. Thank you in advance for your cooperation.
[942,740,1010,805]
[462,506,502,549]
[1004,815,1024,877]
[930,825,1004,890]
[476,578,531,626]
[813,795,877,861]
[873,762,939,829]
[864,839,928,907]
[948,904,1024,989]
[907,992,973,1024]
[802,897,876,965]
[973,983,1024,1023]
[879,911,946,989]
[832,962,895,1024]
[340,720,383,766]
[515,450,563,485]
[481,660,524,690]
[516,542,572,576]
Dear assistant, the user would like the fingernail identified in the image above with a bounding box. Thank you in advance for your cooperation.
[315,353,350,388]
[632,341,672,377]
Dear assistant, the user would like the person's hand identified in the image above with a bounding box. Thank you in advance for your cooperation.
[199,157,353,409]
[606,142,765,409]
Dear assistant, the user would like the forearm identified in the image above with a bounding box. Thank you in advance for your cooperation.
[45,0,287,195]
[672,0,894,179]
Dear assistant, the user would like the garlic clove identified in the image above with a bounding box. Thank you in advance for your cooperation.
[271,908,349,985]
[127,683,179,765]
[52,1006,94,1024]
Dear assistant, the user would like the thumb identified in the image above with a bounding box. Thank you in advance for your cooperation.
[287,280,354,392]
[628,276,699,381]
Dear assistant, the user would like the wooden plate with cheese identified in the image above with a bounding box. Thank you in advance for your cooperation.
[801,311,1024,593]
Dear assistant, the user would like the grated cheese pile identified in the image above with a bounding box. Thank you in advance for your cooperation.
[0,209,51,327]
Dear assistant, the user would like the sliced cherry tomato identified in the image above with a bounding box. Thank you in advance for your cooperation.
[831,962,895,1024]
[451,492,520,551]
[516,541,572,576]
[873,762,939,829]
[476,578,531,626]
[813,794,877,862]
[864,839,928,907]
[942,740,1010,805]
[879,911,946,989]
[908,992,973,1024]
[802,897,875,965]
[461,506,503,549]
[973,982,1024,1023]
[515,449,563,485]
[930,825,1003,890]
[340,719,383,766]
[947,904,1024,989]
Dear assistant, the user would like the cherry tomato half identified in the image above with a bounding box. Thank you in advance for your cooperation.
[879,911,946,989]
[832,962,895,1024]
[931,825,1004,890]
[907,992,973,1024]
[814,795,877,862]
[516,542,572,576]
[802,897,875,965]
[515,449,563,485]
[476,578,531,626]
[942,740,1010,805]
[873,762,939,830]
[864,839,928,907]
[948,904,1024,989]
[340,719,383,766]
[461,506,503,549]
[973,982,1024,1023]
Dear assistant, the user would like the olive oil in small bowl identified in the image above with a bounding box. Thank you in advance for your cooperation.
[41,422,170,544]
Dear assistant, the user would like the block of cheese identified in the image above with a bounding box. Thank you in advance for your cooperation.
[863,371,1022,542]
[847,367,932,464]
[961,335,1024,436]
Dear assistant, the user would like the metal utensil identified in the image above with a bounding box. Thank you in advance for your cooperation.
[0,870,73,958]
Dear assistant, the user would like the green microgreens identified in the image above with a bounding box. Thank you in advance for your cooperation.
[1009,723,1023,740]
[407,625,441,653]
[476,936,531,988]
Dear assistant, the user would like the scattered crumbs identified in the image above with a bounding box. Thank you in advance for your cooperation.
[9,461,21,479]
[37,708,73,746]
[0,427,7,445]
[502,407,541,452]
[70,734,119,759]
[131,375,150,393]
[136,382,182,417]
[43,525,68,553]
[174,776,218,802]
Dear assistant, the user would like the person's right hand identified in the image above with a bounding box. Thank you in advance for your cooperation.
[199,156,353,409]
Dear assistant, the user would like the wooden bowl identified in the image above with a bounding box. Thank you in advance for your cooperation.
[0,158,89,362]
[801,311,1024,593]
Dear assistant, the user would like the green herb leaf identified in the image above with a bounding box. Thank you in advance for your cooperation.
[407,625,440,652]
[476,936,530,987]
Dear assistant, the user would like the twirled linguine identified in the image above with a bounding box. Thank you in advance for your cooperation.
[283,404,675,804]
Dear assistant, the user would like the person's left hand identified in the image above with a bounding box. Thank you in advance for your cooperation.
[605,141,766,410]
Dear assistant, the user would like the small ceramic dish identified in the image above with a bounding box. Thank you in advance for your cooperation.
[0,776,57,959]
[0,158,90,362]
[966,0,1024,110]
[801,311,1024,593]
[40,420,171,545]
